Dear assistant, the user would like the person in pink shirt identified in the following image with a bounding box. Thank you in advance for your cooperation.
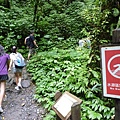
[0,45,10,113]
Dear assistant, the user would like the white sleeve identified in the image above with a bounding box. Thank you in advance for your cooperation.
[10,53,16,67]
[10,53,16,61]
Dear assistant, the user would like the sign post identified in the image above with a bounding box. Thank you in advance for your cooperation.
[112,29,120,120]
[101,29,120,120]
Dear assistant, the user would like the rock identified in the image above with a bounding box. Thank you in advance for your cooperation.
[22,80,31,88]
[21,103,25,107]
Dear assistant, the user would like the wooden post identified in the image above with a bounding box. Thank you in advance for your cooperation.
[112,29,120,120]
[112,29,120,44]
[71,102,81,120]
[115,99,120,120]
[55,91,62,120]
[55,91,62,101]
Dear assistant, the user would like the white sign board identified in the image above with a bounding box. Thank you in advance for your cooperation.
[52,91,82,120]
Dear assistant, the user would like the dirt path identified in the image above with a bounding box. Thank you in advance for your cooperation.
[0,67,46,120]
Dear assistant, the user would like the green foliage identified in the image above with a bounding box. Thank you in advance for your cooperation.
[0,1,33,48]
[27,48,114,120]
[35,1,92,51]
[35,0,112,52]
[1,0,118,119]
[112,8,119,17]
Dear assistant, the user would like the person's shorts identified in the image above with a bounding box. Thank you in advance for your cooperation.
[12,67,22,73]
[0,74,9,82]
[29,48,35,55]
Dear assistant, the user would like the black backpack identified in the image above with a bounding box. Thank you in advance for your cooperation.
[26,36,31,47]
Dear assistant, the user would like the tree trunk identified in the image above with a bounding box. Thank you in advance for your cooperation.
[33,0,39,23]
[4,0,10,8]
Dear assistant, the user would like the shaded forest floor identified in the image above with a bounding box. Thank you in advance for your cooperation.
[0,67,46,120]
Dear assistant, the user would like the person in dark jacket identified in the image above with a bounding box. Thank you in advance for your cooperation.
[24,31,38,61]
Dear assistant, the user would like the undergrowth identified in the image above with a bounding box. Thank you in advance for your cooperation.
[27,47,114,120]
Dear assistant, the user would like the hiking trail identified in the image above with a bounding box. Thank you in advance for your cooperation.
[0,67,46,120]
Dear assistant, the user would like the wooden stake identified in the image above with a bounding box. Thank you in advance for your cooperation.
[71,102,81,120]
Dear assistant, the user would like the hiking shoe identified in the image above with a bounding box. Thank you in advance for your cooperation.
[0,107,3,113]
[3,95,7,101]
[15,86,20,91]
[18,83,22,89]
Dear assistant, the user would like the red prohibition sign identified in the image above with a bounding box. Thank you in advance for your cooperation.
[108,54,120,79]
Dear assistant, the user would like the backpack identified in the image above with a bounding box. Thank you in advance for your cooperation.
[14,53,26,68]
[25,36,31,47]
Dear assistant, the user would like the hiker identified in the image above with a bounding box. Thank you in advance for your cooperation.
[78,39,85,48]
[0,45,10,113]
[9,46,25,90]
[24,31,38,61]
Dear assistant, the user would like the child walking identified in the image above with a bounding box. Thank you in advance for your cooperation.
[9,46,25,90]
